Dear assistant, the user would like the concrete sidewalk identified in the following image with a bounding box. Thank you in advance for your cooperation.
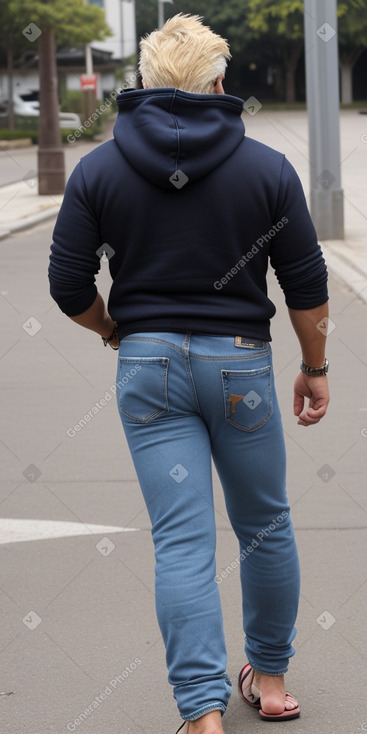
[0,129,110,239]
[1,110,367,303]
[0,178,63,237]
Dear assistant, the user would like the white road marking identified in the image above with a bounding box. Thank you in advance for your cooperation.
[0,518,139,544]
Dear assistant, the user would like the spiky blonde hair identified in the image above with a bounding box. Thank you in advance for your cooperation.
[139,13,231,94]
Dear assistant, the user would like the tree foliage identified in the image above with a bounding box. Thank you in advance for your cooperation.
[3,0,111,51]
[337,0,367,60]
[245,0,305,102]
[0,2,24,58]
[136,0,252,55]
[246,0,304,38]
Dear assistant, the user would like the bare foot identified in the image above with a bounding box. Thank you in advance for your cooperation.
[252,671,286,715]
[187,710,225,734]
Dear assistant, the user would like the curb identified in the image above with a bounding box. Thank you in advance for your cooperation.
[321,242,367,304]
[0,206,61,240]
[0,138,33,150]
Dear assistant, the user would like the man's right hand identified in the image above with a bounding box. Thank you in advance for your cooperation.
[293,371,330,427]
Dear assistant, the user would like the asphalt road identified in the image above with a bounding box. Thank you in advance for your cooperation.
[0,214,367,734]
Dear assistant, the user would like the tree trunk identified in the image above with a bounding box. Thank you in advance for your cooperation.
[37,27,65,195]
[340,61,353,104]
[339,49,364,105]
[284,44,302,104]
[273,65,285,101]
[285,63,297,104]
[6,44,15,131]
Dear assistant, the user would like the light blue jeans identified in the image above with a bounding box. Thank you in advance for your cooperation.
[115,332,300,721]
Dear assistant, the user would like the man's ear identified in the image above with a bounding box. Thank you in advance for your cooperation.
[213,76,225,94]
[142,79,147,89]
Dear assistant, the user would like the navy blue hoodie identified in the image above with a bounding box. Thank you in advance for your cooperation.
[48,88,328,341]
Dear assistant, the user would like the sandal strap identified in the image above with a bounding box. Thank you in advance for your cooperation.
[238,664,261,707]
[239,664,253,689]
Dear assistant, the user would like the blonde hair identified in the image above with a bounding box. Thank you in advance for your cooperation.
[139,13,231,94]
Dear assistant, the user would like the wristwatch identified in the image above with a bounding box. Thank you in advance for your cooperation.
[300,359,329,376]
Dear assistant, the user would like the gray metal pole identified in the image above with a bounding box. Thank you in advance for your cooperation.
[304,0,344,240]
[158,0,164,29]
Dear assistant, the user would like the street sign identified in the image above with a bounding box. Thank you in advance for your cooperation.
[80,73,98,93]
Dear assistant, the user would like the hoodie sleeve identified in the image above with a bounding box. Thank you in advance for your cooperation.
[269,157,328,310]
[48,161,101,316]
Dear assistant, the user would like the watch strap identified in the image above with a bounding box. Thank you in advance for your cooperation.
[102,323,119,349]
[300,359,329,376]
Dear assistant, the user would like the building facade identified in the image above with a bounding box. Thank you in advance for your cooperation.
[89,0,137,61]
[0,0,138,107]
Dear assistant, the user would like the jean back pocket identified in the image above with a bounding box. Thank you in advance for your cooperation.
[117,357,169,423]
[221,364,272,431]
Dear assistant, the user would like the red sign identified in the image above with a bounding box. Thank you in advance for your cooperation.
[80,74,98,93]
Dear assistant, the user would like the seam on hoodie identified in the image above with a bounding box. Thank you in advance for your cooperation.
[272,154,286,224]
[79,159,102,240]
[169,88,181,172]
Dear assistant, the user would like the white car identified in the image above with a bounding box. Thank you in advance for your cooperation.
[0,89,82,129]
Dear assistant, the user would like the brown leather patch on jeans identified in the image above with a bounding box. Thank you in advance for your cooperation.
[229,394,244,414]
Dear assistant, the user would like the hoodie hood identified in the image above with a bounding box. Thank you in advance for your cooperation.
[113,87,245,189]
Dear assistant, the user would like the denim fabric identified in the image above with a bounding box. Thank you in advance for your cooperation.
[116,332,300,720]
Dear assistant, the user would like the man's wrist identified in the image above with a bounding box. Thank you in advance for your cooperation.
[101,323,118,347]
[100,316,116,338]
